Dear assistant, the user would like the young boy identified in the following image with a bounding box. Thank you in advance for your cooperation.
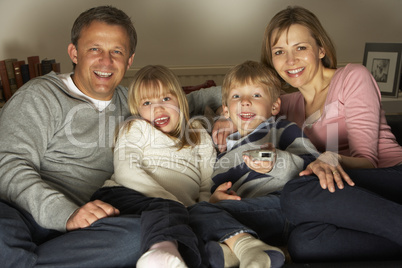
[189,61,318,268]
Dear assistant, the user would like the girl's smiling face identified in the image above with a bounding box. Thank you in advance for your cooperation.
[138,86,180,134]
[270,24,325,90]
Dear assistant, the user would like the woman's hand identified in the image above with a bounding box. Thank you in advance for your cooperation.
[300,151,355,192]
[209,181,241,203]
[212,118,236,153]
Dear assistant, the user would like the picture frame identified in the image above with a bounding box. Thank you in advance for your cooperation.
[363,43,402,98]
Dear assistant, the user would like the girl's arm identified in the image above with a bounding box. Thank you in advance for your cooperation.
[197,128,217,202]
[113,121,180,202]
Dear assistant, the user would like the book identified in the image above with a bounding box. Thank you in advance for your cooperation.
[36,63,42,76]
[41,59,56,75]
[0,78,4,101]
[27,56,40,79]
[5,59,18,95]
[52,62,61,73]
[13,60,26,88]
[20,64,30,83]
[0,60,12,101]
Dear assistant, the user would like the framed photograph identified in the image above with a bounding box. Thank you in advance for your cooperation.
[363,43,402,98]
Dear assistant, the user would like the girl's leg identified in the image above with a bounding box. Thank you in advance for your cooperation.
[92,187,200,268]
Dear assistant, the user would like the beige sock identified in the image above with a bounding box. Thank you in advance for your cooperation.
[219,242,240,267]
[233,235,285,268]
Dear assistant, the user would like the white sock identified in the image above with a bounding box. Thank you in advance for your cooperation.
[136,241,188,268]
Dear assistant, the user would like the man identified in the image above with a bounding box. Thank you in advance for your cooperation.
[0,6,220,267]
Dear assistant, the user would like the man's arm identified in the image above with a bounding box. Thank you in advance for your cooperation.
[0,82,78,231]
[186,86,222,117]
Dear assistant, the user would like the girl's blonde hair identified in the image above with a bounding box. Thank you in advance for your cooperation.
[222,60,282,106]
[261,6,337,73]
[125,65,200,149]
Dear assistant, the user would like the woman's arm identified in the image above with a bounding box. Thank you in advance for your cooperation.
[340,64,382,167]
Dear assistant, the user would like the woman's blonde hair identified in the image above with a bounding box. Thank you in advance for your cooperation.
[125,65,200,149]
[261,6,337,72]
[222,60,282,106]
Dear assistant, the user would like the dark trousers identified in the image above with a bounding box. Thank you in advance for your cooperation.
[281,165,402,262]
[91,186,202,268]
[0,199,141,267]
[188,193,291,247]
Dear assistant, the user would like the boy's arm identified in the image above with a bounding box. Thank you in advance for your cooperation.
[268,122,318,178]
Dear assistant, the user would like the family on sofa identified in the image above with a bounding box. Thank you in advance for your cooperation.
[0,4,401,268]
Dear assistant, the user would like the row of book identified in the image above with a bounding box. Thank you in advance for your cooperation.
[0,56,61,106]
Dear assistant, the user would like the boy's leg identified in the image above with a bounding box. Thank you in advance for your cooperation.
[189,194,287,244]
[189,196,287,268]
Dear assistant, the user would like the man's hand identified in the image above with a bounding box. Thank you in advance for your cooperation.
[212,118,236,153]
[209,182,241,203]
[66,200,120,231]
[300,151,355,192]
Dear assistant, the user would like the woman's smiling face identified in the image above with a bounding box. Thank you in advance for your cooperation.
[270,24,325,90]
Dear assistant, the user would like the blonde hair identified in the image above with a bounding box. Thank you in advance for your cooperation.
[261,6,337,72]
[125,65,200,149]
[222,60,281,106]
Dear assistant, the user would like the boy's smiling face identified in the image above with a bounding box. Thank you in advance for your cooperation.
[223,84,280,137]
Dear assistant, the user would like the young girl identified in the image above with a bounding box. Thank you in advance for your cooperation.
[91,65,216,268]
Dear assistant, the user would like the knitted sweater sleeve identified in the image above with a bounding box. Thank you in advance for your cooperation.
[112,121,180,202]
[269,121,318,179]
[332,64,381,166]
[186,86,222,116]
[0,77,78,231]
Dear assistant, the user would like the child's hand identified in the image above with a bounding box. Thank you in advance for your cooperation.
[243,143,276,174]
[209,181,241,203]
[243,155,274,173]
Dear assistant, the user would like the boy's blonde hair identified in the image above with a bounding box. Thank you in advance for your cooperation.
[222,60,282,106]
[126,65,200,149]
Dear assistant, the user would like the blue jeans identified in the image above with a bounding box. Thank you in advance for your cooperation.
[281,165,402,262]
[91,187,202,268]
[0,199,141,267]
[188,193,291,247]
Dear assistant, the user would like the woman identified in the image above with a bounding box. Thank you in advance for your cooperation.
[260,6,402,262]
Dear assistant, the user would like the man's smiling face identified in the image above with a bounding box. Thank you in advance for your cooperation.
[68,21,134,100]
